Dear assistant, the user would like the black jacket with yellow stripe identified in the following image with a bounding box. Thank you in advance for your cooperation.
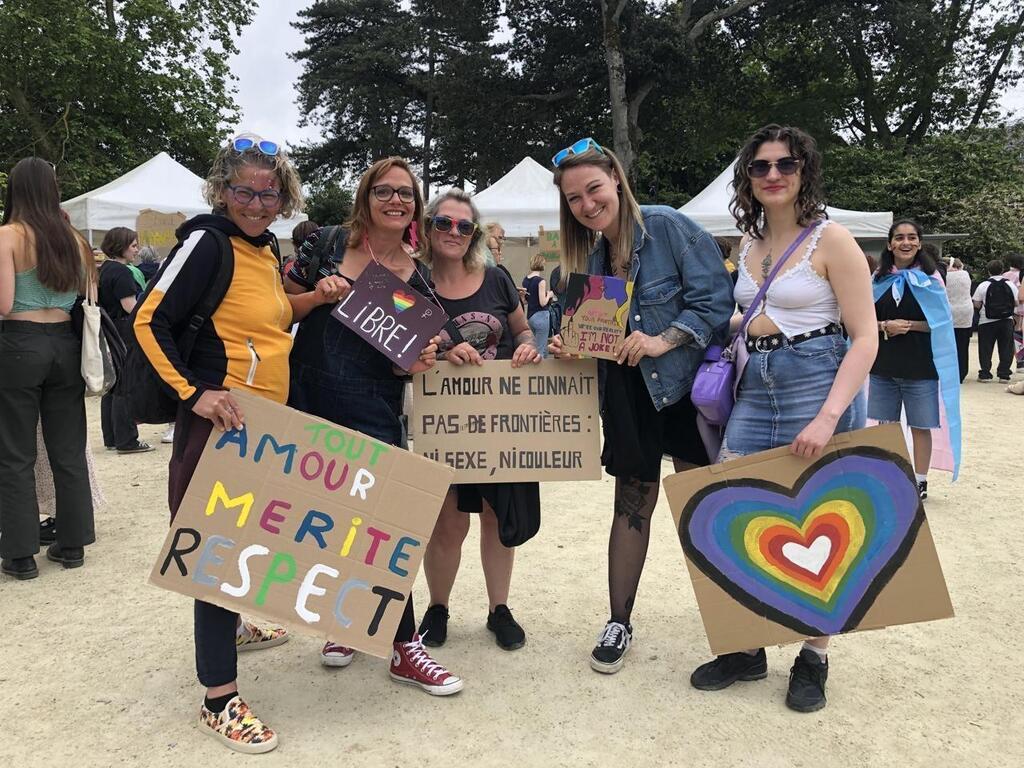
[133,214,293,408]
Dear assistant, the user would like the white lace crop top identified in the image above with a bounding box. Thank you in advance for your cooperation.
[733,220,840,338]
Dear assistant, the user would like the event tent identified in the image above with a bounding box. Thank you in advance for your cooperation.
[472,156,561,237]
[62,151,305,244]
[679,160,892,238]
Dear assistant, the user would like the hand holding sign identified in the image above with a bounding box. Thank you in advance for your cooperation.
[315,275,352,305]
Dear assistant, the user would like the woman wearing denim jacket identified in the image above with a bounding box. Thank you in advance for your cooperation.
[548,139,734,675]
[688,125,877,713]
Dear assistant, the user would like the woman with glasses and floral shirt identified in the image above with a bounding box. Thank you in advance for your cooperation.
[284,157,463,695]
[548,138,734,676]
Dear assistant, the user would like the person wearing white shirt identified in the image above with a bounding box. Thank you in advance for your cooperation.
[945,259,974,382]
[972,259,1015,382]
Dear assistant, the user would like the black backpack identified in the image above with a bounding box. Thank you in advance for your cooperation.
[983,278,1016,320]
[123,227,236,424]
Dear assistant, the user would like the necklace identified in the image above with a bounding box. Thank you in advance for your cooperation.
[760,248,773,280]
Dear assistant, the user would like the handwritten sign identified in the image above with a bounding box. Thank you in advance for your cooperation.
[136,209,186,249]
[331,261,449,370]
[537,226,560,262]
[149,391,454,659]
[560,273,633,360]
[412,359,601,483]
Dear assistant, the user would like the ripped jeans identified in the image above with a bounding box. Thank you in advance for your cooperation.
[719,334,864,460]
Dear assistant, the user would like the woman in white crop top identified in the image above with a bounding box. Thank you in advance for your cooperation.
[688,125,878,714]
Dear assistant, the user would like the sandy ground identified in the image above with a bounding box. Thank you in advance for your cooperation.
[2,339,1022,768]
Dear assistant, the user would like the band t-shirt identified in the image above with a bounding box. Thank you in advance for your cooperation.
[435,266,520,361]
[98,260,139,321]
[872,285,937,380]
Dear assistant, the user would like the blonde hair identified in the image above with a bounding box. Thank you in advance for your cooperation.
[345,157,424,247]
[420,188,487,271]
[552,146,643,280]
[529,252,546,271]
[204,133,304,219]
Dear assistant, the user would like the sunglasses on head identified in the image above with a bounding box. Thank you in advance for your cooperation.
[747,157,802,178]
[431,215,477,237]
[552,137,604,167]
[232,136,280,157]
[371,184,416,204]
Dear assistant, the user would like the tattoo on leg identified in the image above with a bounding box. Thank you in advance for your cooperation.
[615,481,652,532]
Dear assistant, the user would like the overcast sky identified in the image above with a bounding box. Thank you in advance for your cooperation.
[228,1,1024,151]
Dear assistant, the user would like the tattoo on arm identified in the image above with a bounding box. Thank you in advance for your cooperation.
[614,481,654,532]
[659,327,692,348]
[515,329,535,347]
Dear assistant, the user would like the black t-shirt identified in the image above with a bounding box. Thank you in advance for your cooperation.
[98,260,138,321]
[872,285,938,380]
[436,267,520,361]
[523,274,544,316]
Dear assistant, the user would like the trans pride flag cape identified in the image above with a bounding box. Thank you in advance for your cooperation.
[873,268,962,480]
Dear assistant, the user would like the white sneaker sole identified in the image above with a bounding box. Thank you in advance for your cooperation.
[236,634,289,653]
[200,722,278,754]
[590,654,626,674]
[389,671,464,695]
[321,652,355,668]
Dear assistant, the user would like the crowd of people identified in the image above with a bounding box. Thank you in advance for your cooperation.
[0,120,1012,754]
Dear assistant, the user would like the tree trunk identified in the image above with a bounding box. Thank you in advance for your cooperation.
[600,1,634,180]
[104,0,116,32]
[422,45,435,201]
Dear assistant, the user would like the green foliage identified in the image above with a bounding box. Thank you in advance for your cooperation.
[0,0,253,198]
[304,183,354,228]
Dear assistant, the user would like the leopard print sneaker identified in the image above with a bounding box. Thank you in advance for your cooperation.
[199,695,278,754]
[235,619,289,652]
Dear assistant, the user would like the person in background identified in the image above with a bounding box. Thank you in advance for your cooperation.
[945,259,974,382]
[98,226,152,454]
[137,245,161,284]
[973,259,1016,383]
[0,157,95,579]
[289,219,319,273]
[1002,253,1024,370]
[923,243,946,281]
[484,222,505,266]
[522,252,552,357]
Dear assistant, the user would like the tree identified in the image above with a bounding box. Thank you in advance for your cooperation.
[304,183,354,227]
[0,0,253,197]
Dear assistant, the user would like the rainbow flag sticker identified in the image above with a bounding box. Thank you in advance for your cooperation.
[392,290,416,313]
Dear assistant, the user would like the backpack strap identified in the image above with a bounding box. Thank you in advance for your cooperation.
[178,227,234,362]
[307,225,349,285]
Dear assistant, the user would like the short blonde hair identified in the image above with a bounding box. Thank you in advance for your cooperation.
[529,252,546,271]
[420,189,487,271]
[204,133,304,219]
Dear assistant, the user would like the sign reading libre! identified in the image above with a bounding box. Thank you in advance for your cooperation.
[662,425,953,655]
[149,392,454,659]
[560,273,634,361]
[331,261,450,371]
[413,359,601,483]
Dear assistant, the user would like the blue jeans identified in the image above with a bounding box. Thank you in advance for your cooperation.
[528,311,549,358]
[721,334,864,458]
[867,375,939,429]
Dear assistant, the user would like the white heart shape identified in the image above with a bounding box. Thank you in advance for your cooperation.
[781,535,832,577]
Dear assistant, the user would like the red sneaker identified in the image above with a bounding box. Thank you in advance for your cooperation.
[321,641,356,668]
[389,634,464,695]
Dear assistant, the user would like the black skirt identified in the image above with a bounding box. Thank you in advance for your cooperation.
[455,483,541,548]
[601,361,708,482]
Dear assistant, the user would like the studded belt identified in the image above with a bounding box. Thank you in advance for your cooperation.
[745,323,843,354]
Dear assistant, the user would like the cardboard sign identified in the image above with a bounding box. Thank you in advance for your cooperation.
[331,261,449,370]
[136,209,186,249]
[537,226,560,262]
[149,391,454,659]
[412,359,601,483]
[560,273,634,360]
[662,424,953,655]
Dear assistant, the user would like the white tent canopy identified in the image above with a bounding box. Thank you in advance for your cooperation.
[679,160,892,238]
[62,151,305,243]
[472,156,560,237]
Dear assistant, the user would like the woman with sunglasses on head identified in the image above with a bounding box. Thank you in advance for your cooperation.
[687,125,877,713]
[416,189,541,652]
[548,138,734,674]
[0,157,96,580]
[135,134,345,753]
[284,157,463,695]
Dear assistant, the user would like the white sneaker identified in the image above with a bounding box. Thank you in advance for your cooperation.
[161,425,175,444]
[321,641,355,667]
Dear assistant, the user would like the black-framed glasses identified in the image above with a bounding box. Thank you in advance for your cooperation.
[431,215,477,237]
[233,136,279,156]
[371,184,416,203]
[227,184,282,207]
[747,157,802,178]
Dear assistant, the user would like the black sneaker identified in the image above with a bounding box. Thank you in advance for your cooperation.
[39,516,57,545]
[116,440,154,455]
[417,604,449,647]
[590,620,632,674]
[690,648,767,690]
[786,648,829,712]
[918,480,928,500]
[45,543,84,569]
[1,556,39,580]
[487,604,526,651]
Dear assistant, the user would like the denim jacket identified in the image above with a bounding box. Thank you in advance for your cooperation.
[586,205,734,410]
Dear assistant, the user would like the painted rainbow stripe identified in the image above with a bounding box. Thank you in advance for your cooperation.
[392,290,416,313]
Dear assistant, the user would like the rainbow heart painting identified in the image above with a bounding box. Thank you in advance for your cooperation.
[392,290,417,313]
[679,449,924,637]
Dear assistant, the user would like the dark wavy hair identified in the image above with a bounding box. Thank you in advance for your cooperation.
[875,218,936,280]
[730,124,827,239]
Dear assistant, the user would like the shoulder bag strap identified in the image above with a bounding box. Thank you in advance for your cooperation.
[738,222,818,337]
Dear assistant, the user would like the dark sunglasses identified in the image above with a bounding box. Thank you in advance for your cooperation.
[227,184,282,206]
[747,157,802,178]
[431,215,477,237]
[371,184,416,203]
[552,137,603,167]
[232,136,279,156]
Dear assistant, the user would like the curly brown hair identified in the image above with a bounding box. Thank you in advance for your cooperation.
[203,133,304,219]
[730,124,826,239]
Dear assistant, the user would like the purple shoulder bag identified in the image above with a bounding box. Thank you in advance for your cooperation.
[691,223,817,426]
